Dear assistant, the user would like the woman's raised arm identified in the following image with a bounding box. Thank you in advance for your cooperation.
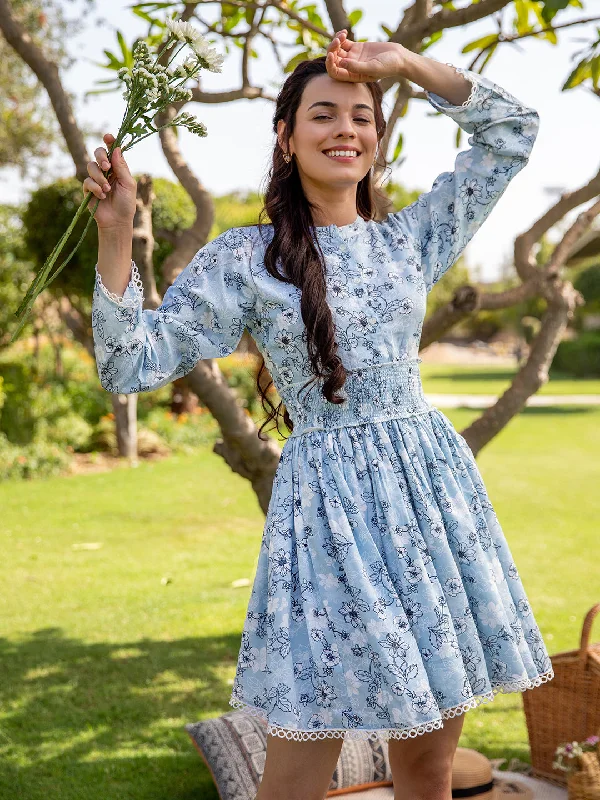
[387,64,540,291]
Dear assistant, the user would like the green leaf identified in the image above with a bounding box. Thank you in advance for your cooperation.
[130,2,173,9]
[102,50,123,70]
[223,6,243,33]
[348,9,363,26]
[514,0,531,36]
[540,0,570,25]
[131,8,161,26]
[380,24,393,38]
[392,132,403,163]
[455,125,463,149]
[283,50,313,73]
[591,56,600,87]
[117,30,130,64]
[479,42,498,71]
[461,34,498,54]
[422,30,443,52]
[301,27,313,47]
[92,77,122,85]
[562,57,591,89]
[84,87,118,97]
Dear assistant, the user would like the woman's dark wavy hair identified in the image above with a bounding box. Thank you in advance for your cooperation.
[253,55,389,441]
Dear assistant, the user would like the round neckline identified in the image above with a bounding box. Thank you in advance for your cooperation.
[313,214,363,233]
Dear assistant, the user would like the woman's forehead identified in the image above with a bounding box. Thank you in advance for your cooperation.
[299,74,373,111]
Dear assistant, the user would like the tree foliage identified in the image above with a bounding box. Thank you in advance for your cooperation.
[0,0,95,176]
[0,204,34,345]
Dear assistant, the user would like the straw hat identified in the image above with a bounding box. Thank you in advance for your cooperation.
[452,748,533,799]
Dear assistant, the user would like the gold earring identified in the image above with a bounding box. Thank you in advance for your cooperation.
[283,152,292,163]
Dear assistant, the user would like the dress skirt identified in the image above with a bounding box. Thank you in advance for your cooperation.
[229,398,554,741]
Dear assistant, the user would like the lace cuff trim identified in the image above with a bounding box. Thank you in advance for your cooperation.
[229,667,554,742]
[94,260,144,308]
[426,63,479,111]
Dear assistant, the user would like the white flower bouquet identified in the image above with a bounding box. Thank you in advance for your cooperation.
[553,734,600,774]
[10,18,224,344]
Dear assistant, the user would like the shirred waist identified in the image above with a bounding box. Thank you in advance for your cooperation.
[279,360,432,438]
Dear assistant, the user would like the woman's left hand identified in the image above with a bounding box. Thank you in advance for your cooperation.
[326,30,407,83]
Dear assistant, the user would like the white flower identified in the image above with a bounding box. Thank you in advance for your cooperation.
[192,39,225,73]
[165,17,204,45]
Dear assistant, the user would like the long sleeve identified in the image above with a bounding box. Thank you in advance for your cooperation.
[386,64,540,292]
[91,227,257,393]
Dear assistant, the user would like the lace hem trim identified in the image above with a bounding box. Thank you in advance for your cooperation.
[228,668,554,742]
[426,63,479,110]
[94,260,144,308]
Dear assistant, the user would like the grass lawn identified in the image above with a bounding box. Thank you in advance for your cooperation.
[1,404,599,799]
[420,362,600,396]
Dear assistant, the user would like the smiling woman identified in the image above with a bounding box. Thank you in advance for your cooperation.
[276,76,380,225]
[89,30,551,800]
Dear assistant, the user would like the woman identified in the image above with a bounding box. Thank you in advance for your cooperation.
[85,30,554,800]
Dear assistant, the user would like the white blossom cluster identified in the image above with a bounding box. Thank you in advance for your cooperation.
[172,111,207,137]
[112,17,223,151]
[165,18,224,72]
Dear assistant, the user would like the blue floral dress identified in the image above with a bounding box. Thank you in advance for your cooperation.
[91,65,555,742]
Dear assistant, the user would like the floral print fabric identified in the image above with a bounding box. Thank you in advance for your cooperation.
[91,65,554,741]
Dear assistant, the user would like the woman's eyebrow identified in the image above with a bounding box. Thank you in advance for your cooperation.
[307,101,374,113]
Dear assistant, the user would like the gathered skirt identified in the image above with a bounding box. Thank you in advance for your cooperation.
[229,407,554,741]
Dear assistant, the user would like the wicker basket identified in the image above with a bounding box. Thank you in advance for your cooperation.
[566,742,600,800]
[522,602,600,786]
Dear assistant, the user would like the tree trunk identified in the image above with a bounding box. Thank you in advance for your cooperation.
[171,377,198,415]
[112,393,138,464]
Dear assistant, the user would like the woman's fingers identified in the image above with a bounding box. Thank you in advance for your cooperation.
[83,176,106,200]
[109,147,135,188]
[87,160,111,192]
[94,146,111,172]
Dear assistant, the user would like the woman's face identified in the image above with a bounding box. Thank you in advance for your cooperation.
[278,73,379,189]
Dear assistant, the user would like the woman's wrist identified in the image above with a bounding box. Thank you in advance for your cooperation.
[390,48,473,107]
[97,224,134,299]
[98,221,134,239]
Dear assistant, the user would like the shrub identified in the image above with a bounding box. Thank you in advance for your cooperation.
[218,352,262,413]
[142,407,220,452]
[552,331,600,377]
[0,433,70,481]
[0,354,103,450]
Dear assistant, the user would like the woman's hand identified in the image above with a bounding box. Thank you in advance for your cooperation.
[82,133,137,230]
[326,30,408,83]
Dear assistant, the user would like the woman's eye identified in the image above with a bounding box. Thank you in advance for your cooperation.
[314,115,370,123]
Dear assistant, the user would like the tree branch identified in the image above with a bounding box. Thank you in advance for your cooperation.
[397,0,512,42]
[188,84,273,104]
[514,164,600,282]
[0,0,89,180]
[155,105,215,289]
[323,0,352,37]
[380,0,512,93]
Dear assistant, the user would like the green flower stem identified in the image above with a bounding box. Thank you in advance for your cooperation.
[10,189,98,343]
[39,197,101,291]
[15,189,94,317]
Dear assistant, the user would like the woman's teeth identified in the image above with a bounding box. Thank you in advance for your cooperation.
[324,150,359,158]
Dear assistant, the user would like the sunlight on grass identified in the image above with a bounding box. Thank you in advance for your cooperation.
[420,362,600,395]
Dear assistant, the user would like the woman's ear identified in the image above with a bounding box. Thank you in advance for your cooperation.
[276,119,286,150]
